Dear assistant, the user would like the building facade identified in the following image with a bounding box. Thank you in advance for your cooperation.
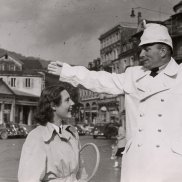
[0,53,44,125]
[78,25,136,125]
[166,0,182,63]
[98,25,136,125]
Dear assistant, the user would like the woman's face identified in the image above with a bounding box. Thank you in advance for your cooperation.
[54,90,74,119]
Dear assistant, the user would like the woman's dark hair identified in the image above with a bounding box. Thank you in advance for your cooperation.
[34,85,66,126]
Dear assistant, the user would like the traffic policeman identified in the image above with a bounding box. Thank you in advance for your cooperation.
[48,23,182,182]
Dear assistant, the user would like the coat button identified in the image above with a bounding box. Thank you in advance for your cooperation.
[161,99,164,102]
[158,114,162,117]
[140,113,144,117]
[157,129,162,132]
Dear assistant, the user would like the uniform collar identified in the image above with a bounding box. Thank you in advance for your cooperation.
[135,67,149,82]
[135,57,178,81]
[163,57,179,76]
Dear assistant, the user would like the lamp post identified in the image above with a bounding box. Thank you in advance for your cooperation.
[130,7,171,25]
[130,8,142,25]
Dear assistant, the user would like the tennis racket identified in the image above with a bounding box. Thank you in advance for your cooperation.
[79,143,100,182]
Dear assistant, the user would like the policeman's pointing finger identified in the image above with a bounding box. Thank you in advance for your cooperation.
[48,64,57,70]
[49,61,57,65]
[48,70,57,75]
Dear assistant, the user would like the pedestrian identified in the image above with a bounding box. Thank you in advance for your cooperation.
[18,85,87,182]
[48,22,182,181]
[110,140,118,160]
[113,124,126,168]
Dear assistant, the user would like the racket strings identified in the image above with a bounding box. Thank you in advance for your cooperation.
[80,143,100,182]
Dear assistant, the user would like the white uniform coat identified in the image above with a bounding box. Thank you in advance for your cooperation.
[60,58,182,182]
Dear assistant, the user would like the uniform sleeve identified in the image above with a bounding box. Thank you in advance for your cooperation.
[60,63,125,95]
[18,132,47,182]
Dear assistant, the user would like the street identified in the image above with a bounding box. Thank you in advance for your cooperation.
[0,135,121,182]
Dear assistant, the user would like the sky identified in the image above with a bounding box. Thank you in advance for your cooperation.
[0,0,180,66]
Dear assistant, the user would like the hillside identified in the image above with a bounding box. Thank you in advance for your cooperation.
[0,48,50,69]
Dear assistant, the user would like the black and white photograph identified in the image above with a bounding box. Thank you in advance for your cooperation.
[0,0,181,181]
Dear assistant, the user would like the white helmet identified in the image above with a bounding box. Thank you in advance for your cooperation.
[139,23,173,50]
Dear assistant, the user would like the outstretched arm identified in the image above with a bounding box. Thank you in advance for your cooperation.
[48,61,125,95]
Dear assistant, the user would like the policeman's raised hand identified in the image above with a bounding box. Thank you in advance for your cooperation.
[48,61,63,75]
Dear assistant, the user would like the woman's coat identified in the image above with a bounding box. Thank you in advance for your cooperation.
[60,58,182,182]
[18,123,87,182]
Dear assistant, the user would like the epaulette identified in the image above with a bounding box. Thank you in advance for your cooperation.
[65,125,77,138]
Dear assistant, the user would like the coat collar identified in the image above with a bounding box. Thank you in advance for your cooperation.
[40,122,71,142]
[135,67,149,82]
[163,57,179,77]
[137,58,179,101]
[135,57,178,82]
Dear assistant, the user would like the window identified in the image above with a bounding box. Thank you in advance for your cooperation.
[0,64,4,71]
[25,78,32,88]
[10,78,16,87]
[9,64,15,71]
[130,56,134,66]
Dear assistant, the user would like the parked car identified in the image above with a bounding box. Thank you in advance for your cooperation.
[83,123,94,135]
[74,125,86,136]
[104,122,119,139]
[92,123,105,139]
[92,122,119,139]
[0,123,28,139]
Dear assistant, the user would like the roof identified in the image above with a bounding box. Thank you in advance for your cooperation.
[0,70,44,77]
[0,49,44,70]
[0,78,39,99]
[99,24,136,40]
[173,0,182,12]
[171,11,182,17]
[0,79,15,95]
[12,89,39,98]
[0,52,24,65]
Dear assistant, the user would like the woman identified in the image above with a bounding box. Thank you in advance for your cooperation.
[18,85,87,182]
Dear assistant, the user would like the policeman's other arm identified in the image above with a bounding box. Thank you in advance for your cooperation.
[18,132,46,182]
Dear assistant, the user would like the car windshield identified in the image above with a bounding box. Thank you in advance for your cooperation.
[94,123,106,130]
